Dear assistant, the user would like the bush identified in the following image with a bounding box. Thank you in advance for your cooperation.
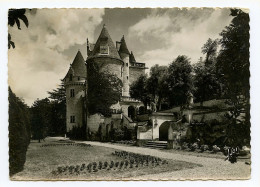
[68,125,86,140]
[212,145,221,153]
[9,88,31,176]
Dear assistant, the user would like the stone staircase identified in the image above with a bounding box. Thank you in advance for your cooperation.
[143,141,168,150]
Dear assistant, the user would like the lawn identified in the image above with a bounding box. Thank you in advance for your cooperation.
[11,137,201,180]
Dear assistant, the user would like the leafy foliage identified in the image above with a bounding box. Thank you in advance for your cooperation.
[130,56,194,111]
[201,38,218,66]
[146,65,169,110]
[8,9,29,49]
[130,74,150,108]
[193,62,221,105]
[9,87,31,176]
[167,55,194,106]
[87,62,123,117]
[217,9,250,99]
[30,98,51,142]
[217,9,250,146]
[47,81,66,135]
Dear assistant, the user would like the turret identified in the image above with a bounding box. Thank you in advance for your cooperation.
[64,50,87,132]
[118,35,130,97]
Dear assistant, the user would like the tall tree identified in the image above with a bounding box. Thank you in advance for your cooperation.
[87,63,123,117]
[167,55,194,107]
[194,38,222,106]
[130,74,150,109]
[9,87,31,176]
[201,38,218,66]
[30,98,51,142]
[217,9,250,146]
[47,81,66,136]
[8,9,29,49]
[146,65,169,110]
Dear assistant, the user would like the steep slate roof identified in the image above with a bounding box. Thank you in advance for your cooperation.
[129,51,136,63]
[65,50,86,78]
[88,25,121,60]
[118,36,130,55]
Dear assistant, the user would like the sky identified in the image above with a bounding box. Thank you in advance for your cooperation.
[8,8,233,106]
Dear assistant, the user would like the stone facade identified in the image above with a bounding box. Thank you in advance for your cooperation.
[64,25,147,136]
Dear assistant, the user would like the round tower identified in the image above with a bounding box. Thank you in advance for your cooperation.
[86,24,123,80]
[64,50,86,132]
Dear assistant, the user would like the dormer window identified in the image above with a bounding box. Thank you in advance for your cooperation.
[100,44,109,54]
[69,74,73,81]
[100,38,109,55]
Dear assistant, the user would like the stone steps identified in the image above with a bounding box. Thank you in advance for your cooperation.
[143,141,168,150]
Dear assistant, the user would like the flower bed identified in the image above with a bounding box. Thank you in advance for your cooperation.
[40,143,92,148]
[51,150,169,176]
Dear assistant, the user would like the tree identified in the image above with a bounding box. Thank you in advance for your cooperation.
[9,87,31,176]
[30,98,51,142]
[167,55,194,107]
[146,65,169,110]
[47,81,66,136]
[201,38,218,66]
[217,9,250,146]
[130,74,150,109]
[217,9,249,99]
[87,63,123,117]
[194,40,222,105]
[8,9,29,49]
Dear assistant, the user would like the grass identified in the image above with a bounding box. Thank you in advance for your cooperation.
[11,137,201,180]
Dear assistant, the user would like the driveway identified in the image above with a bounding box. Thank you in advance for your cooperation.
[78,141,250,180]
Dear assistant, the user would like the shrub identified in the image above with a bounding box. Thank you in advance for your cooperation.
[200,145,209,152]
[190,142,199,151]
[68,125,86,140]
[212,145,221,153]
[9,88,31,176]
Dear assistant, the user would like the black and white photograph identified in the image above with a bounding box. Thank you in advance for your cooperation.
[2,2,259,183]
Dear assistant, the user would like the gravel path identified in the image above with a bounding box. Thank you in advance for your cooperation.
[78,141,250,180]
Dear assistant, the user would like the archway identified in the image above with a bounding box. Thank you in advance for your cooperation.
[159,121,171,141]
[128,106,135,119]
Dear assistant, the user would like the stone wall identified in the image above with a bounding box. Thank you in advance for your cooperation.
[87,113,105,133]
[89,57,123,80]
[137,127,152,140]
[129,67,145,85]
[66,83,85,132]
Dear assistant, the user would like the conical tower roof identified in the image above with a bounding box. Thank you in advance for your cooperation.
[65,50,86,78]
[129,51,136,63]
[118,35,130,55]
[89,25,121,60]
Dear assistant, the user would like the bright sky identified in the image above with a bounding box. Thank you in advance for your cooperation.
[8,8,233,105]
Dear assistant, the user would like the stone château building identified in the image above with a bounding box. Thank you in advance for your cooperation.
[64,25,147,136]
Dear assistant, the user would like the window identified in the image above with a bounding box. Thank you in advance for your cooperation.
[70,116,75,123]
[126,63,128,67]
[100,44,109,54]
[69,74,73,81]
[70,89,75,97]
[78,77,80,81]
[127,76,128,80]
[121,66,123,77]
